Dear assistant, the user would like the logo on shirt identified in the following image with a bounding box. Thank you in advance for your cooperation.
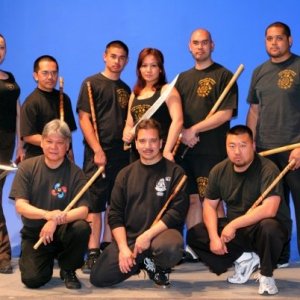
[51,182,67,199]
[117,88,130,109]
[277,69,296,89]
[197,78,216,97]
[131,104,151,120]
[155,177,171,196]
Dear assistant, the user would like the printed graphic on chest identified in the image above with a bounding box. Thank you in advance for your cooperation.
[277,69,296,89]
[51,182,67,199]
[117,88,130,108]
[131,104,151,119]
[155,177,171,196]
[197,78,216,97]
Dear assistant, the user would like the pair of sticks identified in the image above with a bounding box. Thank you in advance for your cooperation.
[34,81,103,250]
[34,170,186,249]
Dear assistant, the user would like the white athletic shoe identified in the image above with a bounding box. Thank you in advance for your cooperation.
[257,274,278,295]
[227,252,260,284]
[277,262,289,268]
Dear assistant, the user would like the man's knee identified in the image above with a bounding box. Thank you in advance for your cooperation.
[21,273,51,289]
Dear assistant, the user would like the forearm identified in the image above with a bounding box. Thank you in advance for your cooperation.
[163,119,183,154]
[15,199,48,220]
[79,111,103,153]
[146,220,168,240]
[192,110,233,134]
[112,226,130,252]
[203,200,220,240]
[23,134,42,147]
[229,202,278,231]
[246,104,258,140]
[65,206,88,223]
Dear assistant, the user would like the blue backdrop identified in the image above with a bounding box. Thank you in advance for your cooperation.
[1,0,299,260]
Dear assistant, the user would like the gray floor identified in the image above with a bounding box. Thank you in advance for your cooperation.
[0,259,299,300]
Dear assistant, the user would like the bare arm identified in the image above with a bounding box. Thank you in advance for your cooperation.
[15,198,88,223]
[122,93,135,143]
[221,195,280,243]
[23,134,42,147]
[163,86,183,161]
[246,104,259,141]
[16,198,88,244]
[78,109,106,166]
[133,220,168,258]
[181,109,233,146]
[192,109,233,134]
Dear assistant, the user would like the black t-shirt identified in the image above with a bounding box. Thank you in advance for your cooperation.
[10,155,89,228]
[205,154,290,230]
[76,73,130,152]
[0,71,20,132]
[247,54,300,148]
[176,63,238,156]
[21,88,77,157]
[109,157,189,241]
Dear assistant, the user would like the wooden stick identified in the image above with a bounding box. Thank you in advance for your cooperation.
[176,64,244,159]
[59,77,64,122]
[206,64,244,118]
[86,81,99,142]
[33,166,105,250]
[247,159,295,213]
[151,175,187,226]
[86,81,105,178]
[259,143,300,157]
[171,133,182,157]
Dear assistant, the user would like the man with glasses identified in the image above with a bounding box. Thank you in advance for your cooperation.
[174,29,238,261]
[21,55,77,160]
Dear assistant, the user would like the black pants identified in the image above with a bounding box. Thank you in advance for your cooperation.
[261,150,300,260]
[19,220,90,288]
[0,130,15,262]
[187,217,288,277]
[90,229,183,287]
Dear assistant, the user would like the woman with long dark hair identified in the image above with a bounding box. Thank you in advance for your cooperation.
[123,48,183,161]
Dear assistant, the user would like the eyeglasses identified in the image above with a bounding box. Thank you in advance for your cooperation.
[39,70,58,77]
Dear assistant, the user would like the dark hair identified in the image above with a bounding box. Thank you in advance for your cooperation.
[33,55,59,72]
[265,22,291,37]
[0,33,5,40]
[133,48,167,96]
[105,40,129,57]
[227,125,253,141]
[135,119,162,140]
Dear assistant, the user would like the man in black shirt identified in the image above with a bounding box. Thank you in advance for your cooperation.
[10,120,90,290]
[90,119,188,288]
[187,125,290,295]
[21,55,77,160]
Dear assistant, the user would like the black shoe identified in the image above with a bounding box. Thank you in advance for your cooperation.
[60,269,81,289]
[142,257,170,288]
[81,249,100,274]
